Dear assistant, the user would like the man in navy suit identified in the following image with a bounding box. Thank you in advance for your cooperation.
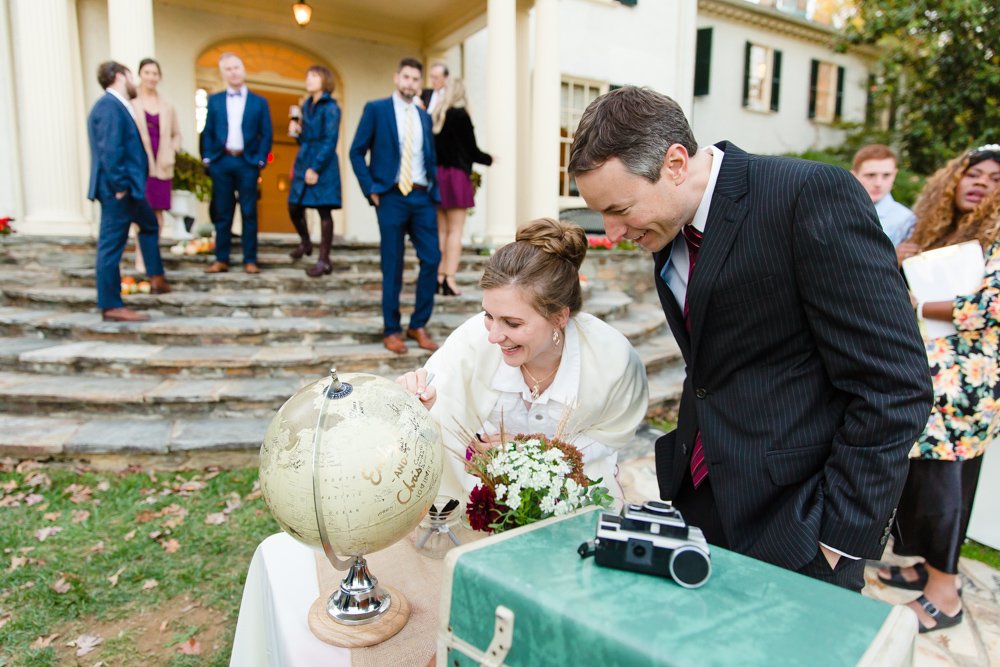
[201,53,272,274]
[350,57,441,354]
[87,61,170,322]
[570,87,932,592]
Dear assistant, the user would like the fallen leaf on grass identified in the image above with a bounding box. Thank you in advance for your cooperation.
[159,620,169,632]
[88,541,105,554]
[204,512,227,525]
[96,480,110,492]
[148,530,163,540]
[35,526,62,541]
[51,577,72,594]
[177,637,201,655]
[142,579,158,591]
[123,529,137,541]
[180,602,200,613]
[1,479,16,492]
[70,633,103,657]
[107,566,125,587]
[8,556,26,572]
[0,611,11,630]
[31,633,59,649]
[43,511,61,521]
[161,539,180,554]
[25,471,51,488]
[177,480,206,494]
[64,484,93,504]
[72,510,91,524]
[24,493,45,506]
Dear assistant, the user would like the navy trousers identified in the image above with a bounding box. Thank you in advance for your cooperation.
[209,154,260,264]
[95,193,163,310]
[375,188,440,336]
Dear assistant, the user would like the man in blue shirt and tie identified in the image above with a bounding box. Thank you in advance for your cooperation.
[201,53,272,274]
[350,57,441,354]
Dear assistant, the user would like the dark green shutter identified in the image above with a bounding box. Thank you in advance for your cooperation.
[770,49,782,112]
[834,66,845,120]
[694,28,713,97]
[808,59,819,119]
[742,42,751,108]
[865,73,876,127]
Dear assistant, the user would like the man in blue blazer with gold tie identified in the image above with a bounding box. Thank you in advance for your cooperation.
[87,61,170,322]
[201,53,272,274]
[570,86,932,593]
[350,57,441,354]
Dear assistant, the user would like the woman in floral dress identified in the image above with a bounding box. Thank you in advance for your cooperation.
[879,145,1000,633]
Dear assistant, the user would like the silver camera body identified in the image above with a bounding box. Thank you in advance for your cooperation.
[593,500,712,588]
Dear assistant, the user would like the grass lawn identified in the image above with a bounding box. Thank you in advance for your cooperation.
[3,456,998,666]
[0,462,277,666]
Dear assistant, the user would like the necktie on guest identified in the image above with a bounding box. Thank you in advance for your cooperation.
[398,109,414,196]
[682,224,709,489]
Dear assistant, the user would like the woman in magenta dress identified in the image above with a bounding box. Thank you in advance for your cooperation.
[132,58,182,270]
[432,78,492,297]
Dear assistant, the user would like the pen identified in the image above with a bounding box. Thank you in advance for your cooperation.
[419,371,435,401]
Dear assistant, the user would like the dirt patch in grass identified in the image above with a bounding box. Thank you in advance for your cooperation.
[50,594,229,665]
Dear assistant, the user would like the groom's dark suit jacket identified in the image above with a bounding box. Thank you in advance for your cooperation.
[653,142,932,571]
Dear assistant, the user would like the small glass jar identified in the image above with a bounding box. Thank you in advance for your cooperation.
[411,495,464,559]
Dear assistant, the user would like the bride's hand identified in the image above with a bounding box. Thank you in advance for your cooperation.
[395,369,436,409]
[467,432,503,455]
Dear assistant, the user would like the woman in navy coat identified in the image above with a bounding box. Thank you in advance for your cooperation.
[288,65,342,277]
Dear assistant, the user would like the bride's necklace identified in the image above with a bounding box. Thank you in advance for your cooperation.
[522,364,558,401]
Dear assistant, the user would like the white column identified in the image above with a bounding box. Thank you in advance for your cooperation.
[514,3,531,227]
[485,0,517,245]
[528,0,560,221]
[10,0,90,235]
[107,0,155,73]
[0,3,23,222]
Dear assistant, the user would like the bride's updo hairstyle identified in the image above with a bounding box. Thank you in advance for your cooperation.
[479,217,587,319]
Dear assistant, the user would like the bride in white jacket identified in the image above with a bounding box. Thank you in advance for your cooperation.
[397,218,648,506]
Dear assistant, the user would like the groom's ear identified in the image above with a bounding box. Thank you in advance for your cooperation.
[662,144,690,185]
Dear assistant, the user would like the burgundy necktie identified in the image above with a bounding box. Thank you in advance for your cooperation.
[682,225,709,488]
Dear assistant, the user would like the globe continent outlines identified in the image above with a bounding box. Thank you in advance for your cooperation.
[260,373,443,558]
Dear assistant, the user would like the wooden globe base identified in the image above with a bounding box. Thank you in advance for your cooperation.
[307,584,410,648]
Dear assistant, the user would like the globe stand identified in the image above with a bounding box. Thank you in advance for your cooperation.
[304,368,413,647]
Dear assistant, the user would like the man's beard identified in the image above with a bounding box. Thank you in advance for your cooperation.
[125,82,138,100]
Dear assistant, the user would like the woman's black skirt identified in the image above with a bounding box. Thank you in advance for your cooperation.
[891,456,984,574]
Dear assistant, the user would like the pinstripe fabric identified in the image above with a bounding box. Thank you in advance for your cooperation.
[652,142,933,571]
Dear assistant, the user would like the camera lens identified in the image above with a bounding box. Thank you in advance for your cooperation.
[632,544,646,557]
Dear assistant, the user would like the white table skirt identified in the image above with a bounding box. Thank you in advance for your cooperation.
[230,533,351,666]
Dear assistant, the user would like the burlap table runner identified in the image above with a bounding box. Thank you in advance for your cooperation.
[314,528,485,666]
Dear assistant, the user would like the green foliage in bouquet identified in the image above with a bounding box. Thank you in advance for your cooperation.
[465,433,613,534]
[172,151,212,202]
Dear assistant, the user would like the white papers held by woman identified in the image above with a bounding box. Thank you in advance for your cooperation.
[902,241,985,339]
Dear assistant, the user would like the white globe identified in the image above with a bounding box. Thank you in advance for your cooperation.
[259,372,443,557]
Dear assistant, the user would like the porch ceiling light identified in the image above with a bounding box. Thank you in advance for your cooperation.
[292,2,313,27]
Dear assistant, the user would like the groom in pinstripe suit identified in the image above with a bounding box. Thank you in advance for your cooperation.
[570,87,932,592]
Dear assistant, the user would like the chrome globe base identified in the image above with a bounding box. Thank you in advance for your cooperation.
[326,556,392,625]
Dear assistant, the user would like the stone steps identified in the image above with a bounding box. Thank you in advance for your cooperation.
[0,297,658,347]
[0,234,683,462]
[152,250,491,273]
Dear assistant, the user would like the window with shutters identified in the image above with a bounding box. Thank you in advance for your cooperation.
[808,60,844,124]
[560,77,608,198]
[742,42,781,113]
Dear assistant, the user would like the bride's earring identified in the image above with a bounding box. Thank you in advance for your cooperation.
[552,329,561,347]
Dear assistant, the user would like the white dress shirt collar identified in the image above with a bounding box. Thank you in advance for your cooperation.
[106,88,137,122]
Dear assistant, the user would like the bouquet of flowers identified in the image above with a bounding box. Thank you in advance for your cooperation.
[0,216,14,236]
[464,432,613,534]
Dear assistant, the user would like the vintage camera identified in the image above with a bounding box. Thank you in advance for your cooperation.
[580,500,712,588]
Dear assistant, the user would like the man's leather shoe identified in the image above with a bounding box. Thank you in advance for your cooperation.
[204,261,229,274]
[244,263,261,274]
[102,307,150,322]
[149,275,171,294]
[406,327,439,351]
[383,334,408,354]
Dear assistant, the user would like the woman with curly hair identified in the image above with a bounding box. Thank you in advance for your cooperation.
[879,145,1000,633]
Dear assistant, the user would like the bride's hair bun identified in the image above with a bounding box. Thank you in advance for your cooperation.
[480,218,589,318]
[515,218,588,271]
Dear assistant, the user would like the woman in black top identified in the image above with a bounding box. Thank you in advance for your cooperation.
[432,78,492,296]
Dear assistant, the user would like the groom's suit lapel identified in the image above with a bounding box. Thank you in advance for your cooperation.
[686,142,750,360]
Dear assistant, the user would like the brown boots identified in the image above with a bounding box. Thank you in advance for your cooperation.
[306,218,333,278]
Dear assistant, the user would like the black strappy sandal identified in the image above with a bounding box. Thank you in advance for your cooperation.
[914,594,963,633]
[878,562,928,591]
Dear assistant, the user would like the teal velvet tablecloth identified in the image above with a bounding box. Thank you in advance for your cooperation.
[442,509,900,667]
